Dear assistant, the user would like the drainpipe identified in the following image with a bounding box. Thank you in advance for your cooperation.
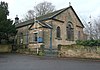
[26,26,28,48]
[37,31,39,54]
[50,21,52,52]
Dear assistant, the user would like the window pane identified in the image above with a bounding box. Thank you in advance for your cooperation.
[57,26,61,38]
[34,33,37,41]
[67,22,74,41]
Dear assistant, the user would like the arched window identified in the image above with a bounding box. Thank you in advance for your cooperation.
[56,26,61,38]
[66,22,74,41]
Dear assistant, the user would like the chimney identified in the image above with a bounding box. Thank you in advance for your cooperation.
[14,15,19,25]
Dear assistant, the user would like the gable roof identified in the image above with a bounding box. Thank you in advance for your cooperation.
[15,6,84,28]
[15,8,64,28]
[29,20,53,30]
[15,19,33,28]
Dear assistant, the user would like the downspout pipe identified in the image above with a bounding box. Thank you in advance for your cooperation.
[50,21,52,52]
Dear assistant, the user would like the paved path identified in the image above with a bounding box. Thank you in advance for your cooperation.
[0,53,100,70]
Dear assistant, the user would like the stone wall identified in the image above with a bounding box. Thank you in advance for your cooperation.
[51,7,84,48]
[58,45,100,58]
[0,45,12,53]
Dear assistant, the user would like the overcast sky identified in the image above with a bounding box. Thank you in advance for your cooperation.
[1,0,100,23]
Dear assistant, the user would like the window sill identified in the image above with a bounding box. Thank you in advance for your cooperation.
[66,40,74,41]
[55,37,62,40]
[66,38,74,41]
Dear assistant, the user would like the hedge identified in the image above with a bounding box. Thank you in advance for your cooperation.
[76,40,100,47]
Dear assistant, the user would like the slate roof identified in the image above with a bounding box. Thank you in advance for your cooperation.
[29,20,53,30]
[15,6,84,28]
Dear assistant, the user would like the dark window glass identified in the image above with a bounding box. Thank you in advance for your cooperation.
[56,26,61,38]
[34,33,37,41]
[66,22,74,41]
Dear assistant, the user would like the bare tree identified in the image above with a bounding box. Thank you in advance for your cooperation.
[92,18,100,39]
[21,1,55,21]
[34,1,55,16]
[84,17,100,40]
[23,10,35,21]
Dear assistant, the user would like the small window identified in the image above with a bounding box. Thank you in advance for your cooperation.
[34,33,37,41]
[56,26,61,38]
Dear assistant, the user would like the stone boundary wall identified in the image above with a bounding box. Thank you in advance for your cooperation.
[58,45,100,59]
[0,45,12,53]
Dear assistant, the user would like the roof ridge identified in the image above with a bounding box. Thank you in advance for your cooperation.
[36,7,68,19]
[16,6,75,28]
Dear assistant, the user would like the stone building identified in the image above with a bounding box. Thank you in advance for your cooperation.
[15,6,84,49]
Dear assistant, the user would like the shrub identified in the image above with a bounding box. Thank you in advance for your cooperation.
[38,44,45,56]
[76,40,100,47]
[38,51,45,56]
[40,44,45,52]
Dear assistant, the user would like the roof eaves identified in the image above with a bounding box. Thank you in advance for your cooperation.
[29,20,52,30]
[52,18,64,23]
[16,23,32,29]
[39,21,53,29]
[15,19,33,28]
[37,17,52,22]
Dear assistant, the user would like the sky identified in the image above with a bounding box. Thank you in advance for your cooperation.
[1,0,100,23]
